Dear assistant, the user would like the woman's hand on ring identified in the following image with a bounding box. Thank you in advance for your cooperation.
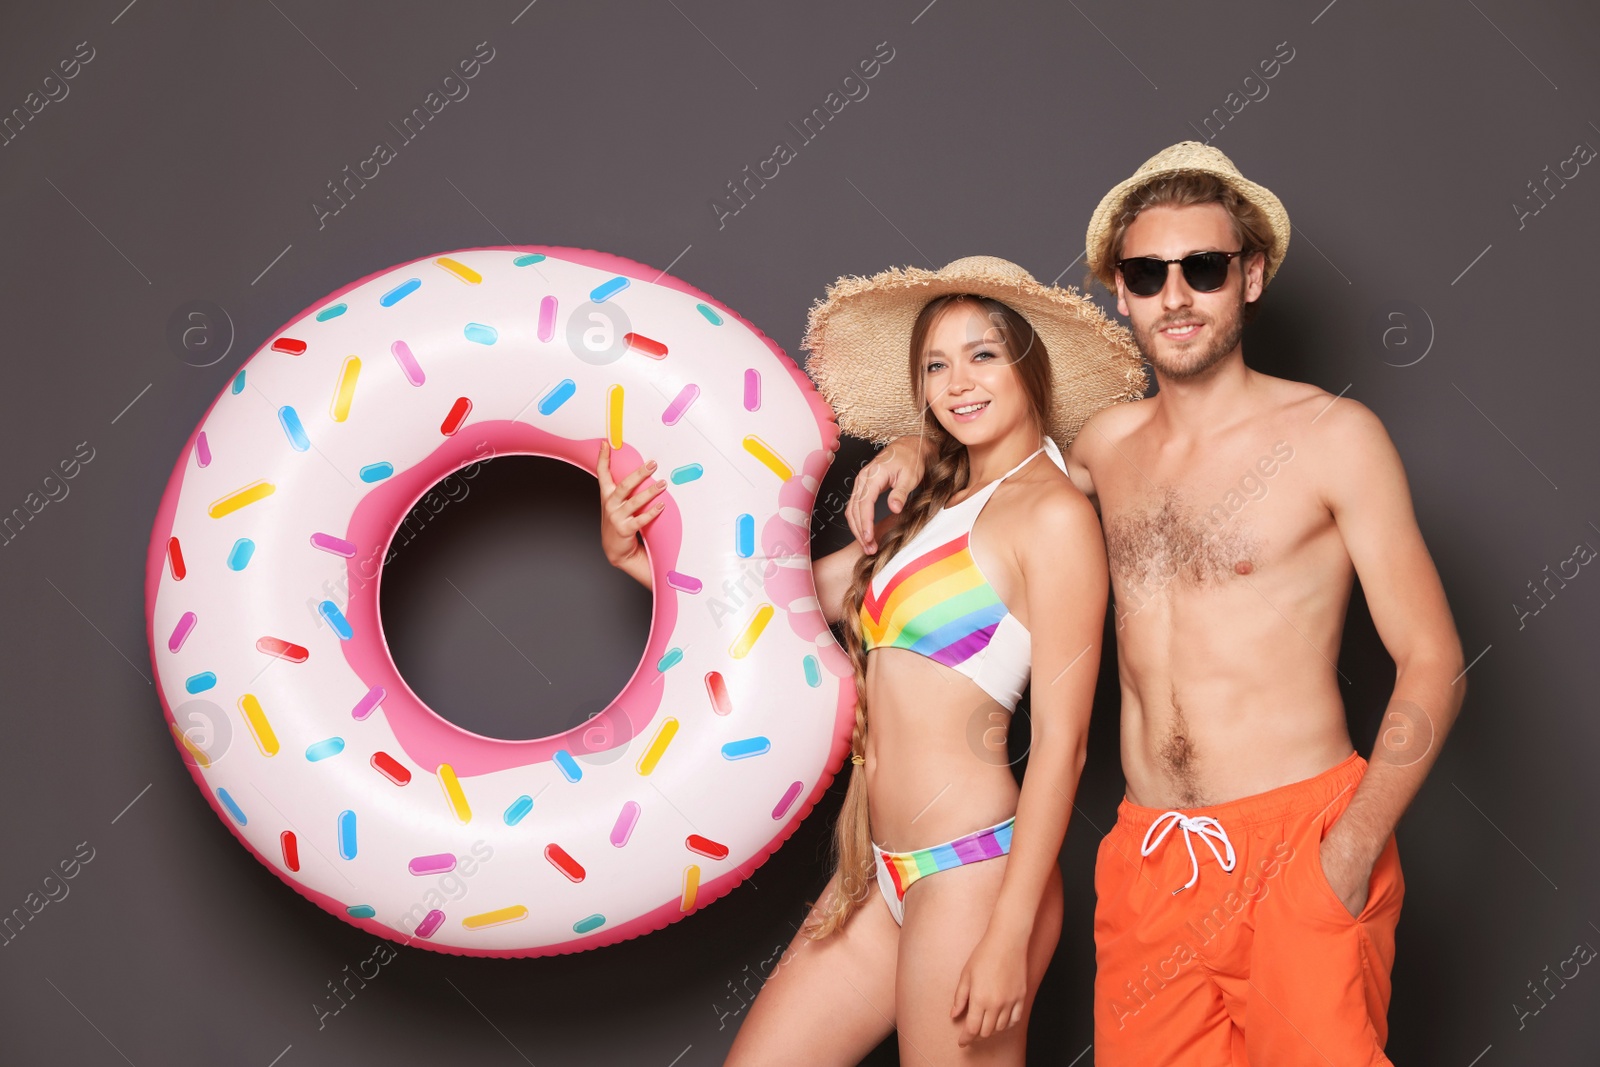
[597,440,666,568]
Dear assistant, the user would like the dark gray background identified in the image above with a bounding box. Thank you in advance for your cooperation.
[1,0,1596,1063]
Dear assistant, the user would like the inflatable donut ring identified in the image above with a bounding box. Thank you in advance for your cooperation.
[144,247,854,957]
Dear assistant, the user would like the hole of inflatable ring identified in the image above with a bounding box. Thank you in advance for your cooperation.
[377,453,652,744]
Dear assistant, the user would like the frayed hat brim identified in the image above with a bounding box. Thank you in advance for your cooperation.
[801,256,1147,447]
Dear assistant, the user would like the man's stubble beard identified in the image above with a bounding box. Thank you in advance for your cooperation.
[1133,292,1247,383]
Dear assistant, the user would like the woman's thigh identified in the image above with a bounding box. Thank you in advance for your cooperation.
[724,868,902,1066]
[895,858,1064,1065]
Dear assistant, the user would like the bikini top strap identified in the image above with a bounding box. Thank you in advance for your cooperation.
[1039,434,1067,474]
[996,436,1055,484]
[943,436,1059,514]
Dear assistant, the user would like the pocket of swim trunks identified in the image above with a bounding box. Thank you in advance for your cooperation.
[1307,845,1362,922]
[1305,804,1384,924]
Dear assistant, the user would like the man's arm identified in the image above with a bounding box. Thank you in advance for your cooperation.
[1317,400,1467,915]
[846,436,934,553]
[1061,412,1106,511]
[849,414,1111,550]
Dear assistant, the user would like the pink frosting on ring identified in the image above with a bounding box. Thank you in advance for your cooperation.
[338,425,677,775]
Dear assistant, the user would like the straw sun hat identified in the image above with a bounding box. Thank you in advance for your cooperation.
[801,255,1147,448]
[1084,140,1291,290]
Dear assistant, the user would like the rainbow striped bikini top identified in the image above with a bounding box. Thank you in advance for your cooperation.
[858,436,1065,711]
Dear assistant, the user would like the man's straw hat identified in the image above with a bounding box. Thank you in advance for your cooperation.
[801,255,1146,447]
[1085,141,1291,290]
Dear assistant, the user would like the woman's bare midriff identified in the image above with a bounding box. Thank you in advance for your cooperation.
[860,646,1024,853]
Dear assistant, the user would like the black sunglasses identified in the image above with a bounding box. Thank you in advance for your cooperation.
[1116,250,1247,297]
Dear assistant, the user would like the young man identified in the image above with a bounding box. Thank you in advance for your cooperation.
[844,141,1465,1064]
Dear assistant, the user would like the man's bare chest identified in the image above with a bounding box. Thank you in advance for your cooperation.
[1096,439,1299,592]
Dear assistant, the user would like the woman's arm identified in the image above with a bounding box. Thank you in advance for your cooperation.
[602,439,905,614]
[847,435,934,553]
[995,483,1105,928]
[597,440,667,589]
[811,510,905,623]
[953,481,1107,1042]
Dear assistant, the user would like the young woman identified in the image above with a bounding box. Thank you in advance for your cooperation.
[599,256,1144,1064]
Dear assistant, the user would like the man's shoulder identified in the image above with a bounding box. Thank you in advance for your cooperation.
[1256,373,1369,420]
[1251,374,1387,442]
[1259,379,1398,499]
[1074,396,1153,451]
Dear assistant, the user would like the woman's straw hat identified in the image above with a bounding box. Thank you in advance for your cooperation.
[1084,141,1291,290]
[801,255,1147,447]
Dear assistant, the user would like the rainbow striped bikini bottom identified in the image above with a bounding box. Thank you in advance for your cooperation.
[871,815,1016,926]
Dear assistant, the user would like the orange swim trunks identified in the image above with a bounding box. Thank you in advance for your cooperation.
[1093,751,1404,1066]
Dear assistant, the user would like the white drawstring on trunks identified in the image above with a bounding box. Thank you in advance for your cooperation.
[1140,811,1237,894]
